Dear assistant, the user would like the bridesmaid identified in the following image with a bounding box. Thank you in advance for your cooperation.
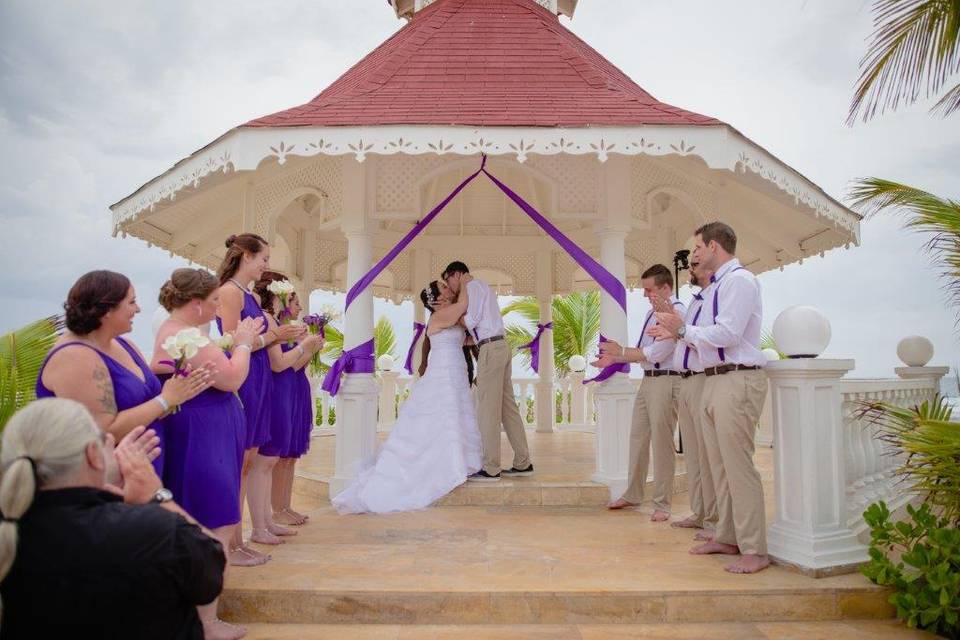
[215,234,301,565]
[272,291,320,526]
[152,268,261,640]
[253,275,323,537]
[36,270,212,474]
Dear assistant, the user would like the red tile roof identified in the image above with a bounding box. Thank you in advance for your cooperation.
[244,0,720,128]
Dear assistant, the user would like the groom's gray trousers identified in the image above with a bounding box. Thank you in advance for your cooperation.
[476,338,531,475]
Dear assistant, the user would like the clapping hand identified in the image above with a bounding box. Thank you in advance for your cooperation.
[590,353,620,369]
[161,362,216,406]
[275,323,307,342]
[104,426,163,504]
[233,317,263,348]
[651,312,685,338]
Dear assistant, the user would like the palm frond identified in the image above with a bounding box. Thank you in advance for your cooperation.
[310,323,343,379]
[930,78,960,114]
[849,178,960,323]
[760,330,784,359]
[848,0,960,123]
[0,315,64,433]
[373,315,397,360]
[504,325,535,370]
[857,396,960,525]
[500,297,541,323]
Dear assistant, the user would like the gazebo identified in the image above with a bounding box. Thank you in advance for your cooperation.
[110,0,860,497]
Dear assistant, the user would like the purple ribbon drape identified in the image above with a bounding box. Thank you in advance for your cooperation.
[584,335,630,383]
[326,156,629,395]
[319,339,375,397]
[519,322,552,374]
[404,322,426,375]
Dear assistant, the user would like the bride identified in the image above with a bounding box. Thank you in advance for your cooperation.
[331,276,482,514]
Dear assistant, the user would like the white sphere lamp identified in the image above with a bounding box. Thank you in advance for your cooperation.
[377,354,395,372]
[772,305,831,358]
[896,336,934,367]
[568,354,587,373]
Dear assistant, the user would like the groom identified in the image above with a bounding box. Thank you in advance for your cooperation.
[443,261,533,482]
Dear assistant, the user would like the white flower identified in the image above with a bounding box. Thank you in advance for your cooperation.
[288,319,303,327]
[161,335,183,360]
[267,280,295,296]
[217,334,235,350]
[173,327,211,359]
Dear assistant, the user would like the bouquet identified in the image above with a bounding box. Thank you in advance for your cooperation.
[302,313,330,371]
[267,279,297,344]
[159,327,210,412]
[216,333,234,356]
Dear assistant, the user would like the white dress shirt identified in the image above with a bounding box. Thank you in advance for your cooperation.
[672,291,706,373]
[638,296,685,372]
[681,258,765,369]
[463,278,506,342]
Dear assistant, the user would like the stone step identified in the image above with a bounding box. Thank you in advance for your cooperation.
[240,620,928,639]
[293,472,687,507]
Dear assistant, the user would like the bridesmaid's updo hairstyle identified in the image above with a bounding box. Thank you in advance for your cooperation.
[158,268,219,312]
[63,270,131,335]
[253,271,289,315]
[217,233,268,286]
[419,281,442,313]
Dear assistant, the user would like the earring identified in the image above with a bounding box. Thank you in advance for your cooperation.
[196,304,202,319]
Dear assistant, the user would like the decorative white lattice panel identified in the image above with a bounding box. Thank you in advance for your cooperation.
[254,158,343,236]
[313,236,348,289]
[375,154,448,215]
[431,253,536,295]
[630,157,717,224]
[526,154,598,215]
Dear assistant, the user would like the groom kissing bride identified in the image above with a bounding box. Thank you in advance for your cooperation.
[332,261,533,515]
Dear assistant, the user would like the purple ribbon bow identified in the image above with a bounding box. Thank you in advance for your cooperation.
[404,322,427,375]
[158,360,189,378]
[319,339,375,397]
[519,322,552,374]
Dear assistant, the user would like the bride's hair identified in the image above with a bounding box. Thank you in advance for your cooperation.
[419,281,442,312]
[417,280,477,385]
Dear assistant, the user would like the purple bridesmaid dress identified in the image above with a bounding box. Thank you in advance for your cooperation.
[160,380,246,529]
[217,288,272,450]
[287,366,313,458]
[36,338,165,475]
[259,342,298,457]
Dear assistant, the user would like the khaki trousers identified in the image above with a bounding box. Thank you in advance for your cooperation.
[678,374,717,527]
[700,369,768,555]
[476,339,531,475]
[621,375,679,510]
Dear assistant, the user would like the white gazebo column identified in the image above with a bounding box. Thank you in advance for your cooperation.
[591,225,636,497]
[765,358,869,574]
[330,159,379,497]
[534,250,556,433]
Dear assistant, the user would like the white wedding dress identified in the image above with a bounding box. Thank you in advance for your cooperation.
[332,325,483,514]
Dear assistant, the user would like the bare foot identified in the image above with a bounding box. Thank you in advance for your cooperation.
[694,530,715,542]
[671,516,702,529]
[690,541,739,555]
[650,510,670,522]
[273,510,305,526]
[725,554,771,574]
[202,618,247,640]
[228,547,269,567]
[268,522,297,537]
[607,498,636,510]
[285,507,309,522]
[241,544,271,562]
[250,528,284,545]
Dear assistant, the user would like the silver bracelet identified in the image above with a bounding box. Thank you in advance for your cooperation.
[154,396,170,412]
[258,334,266,349]
[236,344,252,352]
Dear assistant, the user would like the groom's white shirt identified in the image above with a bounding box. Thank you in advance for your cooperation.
[463,279,505,342]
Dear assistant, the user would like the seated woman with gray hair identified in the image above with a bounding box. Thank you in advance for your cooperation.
[0,398,229,640]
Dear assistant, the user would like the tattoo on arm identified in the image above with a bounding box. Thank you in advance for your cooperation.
[92,366,117,415]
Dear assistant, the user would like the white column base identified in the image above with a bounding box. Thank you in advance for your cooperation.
[590,375,637,499]
[767,523,868,573]
[329,374,379,498]
[894,366,950,381]
[378,371,400,431]
[534,380,555,433]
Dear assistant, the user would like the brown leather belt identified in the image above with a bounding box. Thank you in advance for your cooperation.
[703,364,761,377]
[646,370,680,377]
[680,370,703,379]
[476,335,505,348]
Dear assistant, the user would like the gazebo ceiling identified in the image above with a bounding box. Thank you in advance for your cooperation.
[110,0,861,302]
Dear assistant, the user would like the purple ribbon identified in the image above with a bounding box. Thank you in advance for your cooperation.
[519,322,552,374]
[319,339,375,397]
[158,360,189,377]
[709,266,744,363]
[404,322,426,375]
[584,335,630,383]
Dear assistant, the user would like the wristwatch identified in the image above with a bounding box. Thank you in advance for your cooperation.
[152,488,174,504]
[677,325,687,339]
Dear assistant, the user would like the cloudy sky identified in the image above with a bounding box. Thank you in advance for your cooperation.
[1,0,957,381]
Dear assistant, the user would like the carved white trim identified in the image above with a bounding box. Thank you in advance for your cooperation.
[110,125,860,243]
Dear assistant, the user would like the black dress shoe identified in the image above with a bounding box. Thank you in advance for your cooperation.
[467,470,501,483]
[501,464,535,477]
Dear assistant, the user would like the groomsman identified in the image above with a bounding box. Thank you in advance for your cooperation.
[600,265,684,522]
[669,261,718,535]
[650,222,769,574]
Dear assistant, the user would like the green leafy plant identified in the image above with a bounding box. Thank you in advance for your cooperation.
[759,329,784,359]
[862,501,960,637]
[373,315,397,360]
[0,315,64,435]
[858,396,960,525]
[502,291,600,378]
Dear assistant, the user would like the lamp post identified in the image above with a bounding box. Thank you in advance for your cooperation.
[672,249,690,296]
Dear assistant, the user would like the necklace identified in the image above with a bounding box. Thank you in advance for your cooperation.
[229,278,250,292]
